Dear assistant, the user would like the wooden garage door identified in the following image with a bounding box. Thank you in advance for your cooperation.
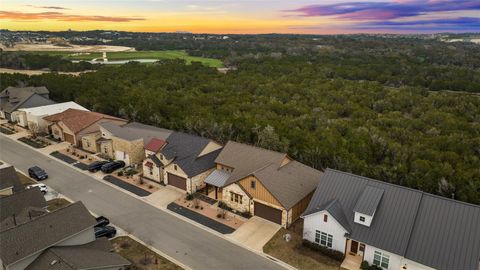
[64,133,75,145]
[254,201,282,224]
[167,173,186,190]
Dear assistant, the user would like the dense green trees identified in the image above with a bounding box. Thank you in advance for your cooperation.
[0,51,99,72]
[2,59,478,204]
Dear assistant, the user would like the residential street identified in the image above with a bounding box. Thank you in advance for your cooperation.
[0,135,285,270]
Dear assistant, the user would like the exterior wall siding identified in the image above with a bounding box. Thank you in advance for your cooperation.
[303,211,348,253]
[190,168,215,193]
[111,137,145,166]
[238,176,282,208]
[363,245,402,270]
[222,183,251,213]
[291,191,314,222]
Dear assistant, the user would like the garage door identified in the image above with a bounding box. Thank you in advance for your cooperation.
[167,173,186,190]
[64,133,75,145]
[254,201,282,224]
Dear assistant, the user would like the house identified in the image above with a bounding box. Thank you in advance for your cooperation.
[0,201,130,270]
[98,122,172,166]
[204,141,322,227]
[302,169,480,270]
[43,109,127,150]
[0,188,47,231]
[0,86,55,122]
[16,102,89,133]
[0,163,24,197]
[143,132,222,192]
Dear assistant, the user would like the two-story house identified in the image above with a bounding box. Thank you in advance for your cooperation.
[0,86,55,122]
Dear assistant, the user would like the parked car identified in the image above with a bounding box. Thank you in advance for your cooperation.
[95,216,110,227]
[100,160,125,173]
[26,183,48,194]
[88,161,109,172]
[94,225,116,238]
[28,166,48,180]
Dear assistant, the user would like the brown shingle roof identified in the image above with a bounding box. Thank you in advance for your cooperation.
[0,201,96,266]
[0,188,47,230]
[0,165,23,193]
[44,108,126,134]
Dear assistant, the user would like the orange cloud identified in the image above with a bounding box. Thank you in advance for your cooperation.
[0,11,144,22]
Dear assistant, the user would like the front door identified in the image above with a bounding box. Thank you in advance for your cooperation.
[350,240,359,254]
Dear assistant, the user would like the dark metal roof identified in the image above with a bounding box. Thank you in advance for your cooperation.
[204,169,231,187]
[353,186,384,216]
[148,154,163,167]
[0,202,96,266]
[161,132,221,177]
[0,87,54,113]
[304,169,480,270]
[311,199,351,233]
[0,165,23,193]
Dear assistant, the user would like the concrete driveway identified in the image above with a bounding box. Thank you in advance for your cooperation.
[145,185,183,208]
[229,216,281,251]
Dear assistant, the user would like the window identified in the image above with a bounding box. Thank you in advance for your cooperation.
[324,214,328,222]
[250,180,256,189]
[360,216,366,222]
[315,231,332,248]
[373,251,390,269]
[230,192,243,204]
[160,155,163,160]
[174,165,177,171]
[103,147,108,154]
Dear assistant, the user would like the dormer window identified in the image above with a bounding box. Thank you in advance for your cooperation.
[250,180,256,189]
[353,186,384,227]
[359,216,365,222]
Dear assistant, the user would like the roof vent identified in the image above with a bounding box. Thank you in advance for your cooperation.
[50,260,58,265]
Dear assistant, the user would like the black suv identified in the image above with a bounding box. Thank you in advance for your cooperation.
[94,225,117,238]
[95,216,110,227]
[28,166,48,180]
[100,160,125,173]
[88,161,109,172]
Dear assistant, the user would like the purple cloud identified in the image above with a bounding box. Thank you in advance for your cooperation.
[356,17,480,31]
[287,0,480,20]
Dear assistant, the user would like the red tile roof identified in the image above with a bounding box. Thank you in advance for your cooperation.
[43,108,126,134]
[144,138,167,152]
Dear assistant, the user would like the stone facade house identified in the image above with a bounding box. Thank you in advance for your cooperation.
[43,109,127,150]
[204,141,322,227]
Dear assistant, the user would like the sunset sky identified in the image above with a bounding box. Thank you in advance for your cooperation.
[1,0,479,34]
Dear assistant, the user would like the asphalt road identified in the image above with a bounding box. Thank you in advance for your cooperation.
[0,135,285,270]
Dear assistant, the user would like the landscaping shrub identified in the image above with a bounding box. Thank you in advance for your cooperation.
[216,213,222,218]
[361,261,370,270]
[186,193,194,200]
[120,241,131,249]
[117,171,124,176]
[148,184,153,189]
[218,201,233,211]
[301,240,345,262]
[240,211,252,219]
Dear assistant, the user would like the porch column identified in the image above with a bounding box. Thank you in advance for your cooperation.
[215,187,218,199]
[205,184,209,195]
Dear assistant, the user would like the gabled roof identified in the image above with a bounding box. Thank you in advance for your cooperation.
[0,201,96,267]
[160,132,221,177]
[18,102,89,116]
[44,109,126,134]
[0,164,23,193]
[0,86,49,98]
[304,169,480,270]
[253,160,322,209]
[305,199,351,233]
[26,238,130,270]
[353,186,384,216]
[147,154,162,167]
[0,87,54,113]
[100,121,172,143]
[215,141,287,186]
[145,138,167,152]
[0,188,47,230]
[204,169,231,187]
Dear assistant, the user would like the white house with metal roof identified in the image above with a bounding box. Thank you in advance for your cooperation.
[302,169,480,270]
[17,101,88,133]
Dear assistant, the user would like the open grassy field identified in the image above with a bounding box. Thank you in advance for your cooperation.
[32,50,223,67]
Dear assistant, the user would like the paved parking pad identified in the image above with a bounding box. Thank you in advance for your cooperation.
[103,175,151,197]
[167,202,235,234]
[50,152,77,164]
[74,162,89,170]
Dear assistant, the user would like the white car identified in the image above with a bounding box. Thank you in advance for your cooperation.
[26,183,48,194]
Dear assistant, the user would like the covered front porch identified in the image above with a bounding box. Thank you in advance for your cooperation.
[203,169,231,200]
[341,239,365,270]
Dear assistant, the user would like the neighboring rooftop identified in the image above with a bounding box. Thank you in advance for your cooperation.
[353,185,384,216]
[43,108,126,134]
[0,201,96,267]
[161,132,222,177]
[0,164,23,193]
[144,137,167,152]
[100,121,172,143]
[0,188,47,230]
[18,101,89,116]
[303,169,480,270]
[0,86,54,114]
[26,238,130,270]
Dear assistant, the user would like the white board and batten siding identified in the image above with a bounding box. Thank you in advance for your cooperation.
[303,210,348,252]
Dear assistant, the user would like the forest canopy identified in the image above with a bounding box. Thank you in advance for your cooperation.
[2,58,479,205]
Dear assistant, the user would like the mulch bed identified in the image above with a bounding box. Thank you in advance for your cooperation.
[0,126,14,135]
[50,151,77,164]
[167,202,236,234]
[74,162,89,170]
[18,137,45,148]
[103,175,151,197]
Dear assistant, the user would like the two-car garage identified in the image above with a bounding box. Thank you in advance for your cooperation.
[167,173,187,190]
[254,201,283,225]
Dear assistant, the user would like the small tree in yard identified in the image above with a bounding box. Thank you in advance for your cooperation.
[28,122,40,139]
[193,198,200,209]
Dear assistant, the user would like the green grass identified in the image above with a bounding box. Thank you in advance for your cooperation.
[29,50,223,68]
[47,198,71,211]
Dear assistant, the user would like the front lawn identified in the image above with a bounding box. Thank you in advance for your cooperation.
[47,198,71,211]
[111,236,182,270]
[263,220,343,270]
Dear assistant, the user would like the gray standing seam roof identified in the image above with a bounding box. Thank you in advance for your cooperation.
[204,169,231,187]
[0,201,96,266]
[315,199,351,233]
[353,186,384,216]
[303,169,480,270]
